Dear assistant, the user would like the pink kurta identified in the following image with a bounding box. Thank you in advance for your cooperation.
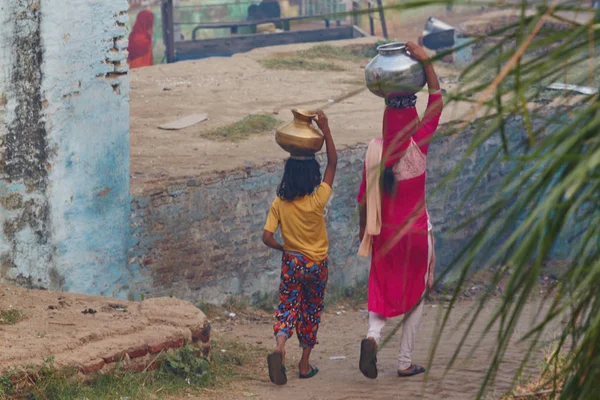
[358,92,442,318]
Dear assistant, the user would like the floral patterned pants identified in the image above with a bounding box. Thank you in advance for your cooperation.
[273,252,328,348]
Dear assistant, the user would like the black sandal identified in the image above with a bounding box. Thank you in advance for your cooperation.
[359,338,378,379]
[267,352,287,385]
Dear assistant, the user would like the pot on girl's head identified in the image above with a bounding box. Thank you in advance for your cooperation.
[275,109,325,157]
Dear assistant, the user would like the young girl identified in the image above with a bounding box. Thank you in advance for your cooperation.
[262,111,337,385]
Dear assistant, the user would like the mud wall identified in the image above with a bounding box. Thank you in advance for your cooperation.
[0,0,132,297]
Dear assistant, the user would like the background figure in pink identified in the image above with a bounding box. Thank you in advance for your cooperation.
[128,10,154,69]
[357,41,443,379]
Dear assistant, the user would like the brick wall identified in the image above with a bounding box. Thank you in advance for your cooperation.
[129,111,572,305]
[128,149,367,304]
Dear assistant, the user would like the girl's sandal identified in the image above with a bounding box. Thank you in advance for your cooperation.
[267,352,287,385]
[299,365,319,379]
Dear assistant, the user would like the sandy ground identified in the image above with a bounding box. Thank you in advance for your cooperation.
[0,286,207,373]
[129,7,497,196]
[178,298,561,400]
[130,6,594,196]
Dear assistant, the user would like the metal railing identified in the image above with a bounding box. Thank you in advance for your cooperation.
[352,0,387,37]
[160,0,388,63]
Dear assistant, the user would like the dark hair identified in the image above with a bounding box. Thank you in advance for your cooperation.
[277,158,322,201]
[382,166,396,195]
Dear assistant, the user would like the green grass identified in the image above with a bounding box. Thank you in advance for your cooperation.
[195,301,220,319]
[259,40,393,72]
[221,295,250,314]
[337,77,367,86]
[0,309,23,326]
[297,44,367,61]
[500,345,567,399]
[251,291,279,313]
[0,341,266,400]
[259,41,392,72]
[259,57,345,72]
[203,114,282,142]
[298,41,391,61]
[326,279,369,310]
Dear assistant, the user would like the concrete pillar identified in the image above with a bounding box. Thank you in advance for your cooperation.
[0,0,132,298]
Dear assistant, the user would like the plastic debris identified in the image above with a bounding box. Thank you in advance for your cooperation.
[546,83,598,95]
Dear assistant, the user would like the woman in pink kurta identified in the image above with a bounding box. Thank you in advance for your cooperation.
[357,42,443,379]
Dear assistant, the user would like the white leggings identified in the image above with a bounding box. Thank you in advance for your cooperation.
[366,228,434,371]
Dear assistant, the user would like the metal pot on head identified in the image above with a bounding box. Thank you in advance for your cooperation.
[275,109,324,157]
[365,42,426,99]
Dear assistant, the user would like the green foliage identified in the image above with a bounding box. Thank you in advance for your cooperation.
[0,347,220,400]
[0,373,14,397]
[0,309,23,326]
[159,345,210,385]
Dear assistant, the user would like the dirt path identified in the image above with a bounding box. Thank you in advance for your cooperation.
[189,298,560,400]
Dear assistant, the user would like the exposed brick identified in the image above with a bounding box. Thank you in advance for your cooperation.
[80,359,105,374]
[191,322,211,343]
[126,344,149,359]
[102,350,126,364]
[148,341,169,354]
[164,337,186,349]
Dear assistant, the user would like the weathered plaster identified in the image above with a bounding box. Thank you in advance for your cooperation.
[0,0,132,297]
[0,0,53,289]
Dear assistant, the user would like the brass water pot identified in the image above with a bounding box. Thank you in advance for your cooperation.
[275,109,324,157]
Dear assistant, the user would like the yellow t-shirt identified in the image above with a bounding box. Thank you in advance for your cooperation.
[264,182,332,262]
